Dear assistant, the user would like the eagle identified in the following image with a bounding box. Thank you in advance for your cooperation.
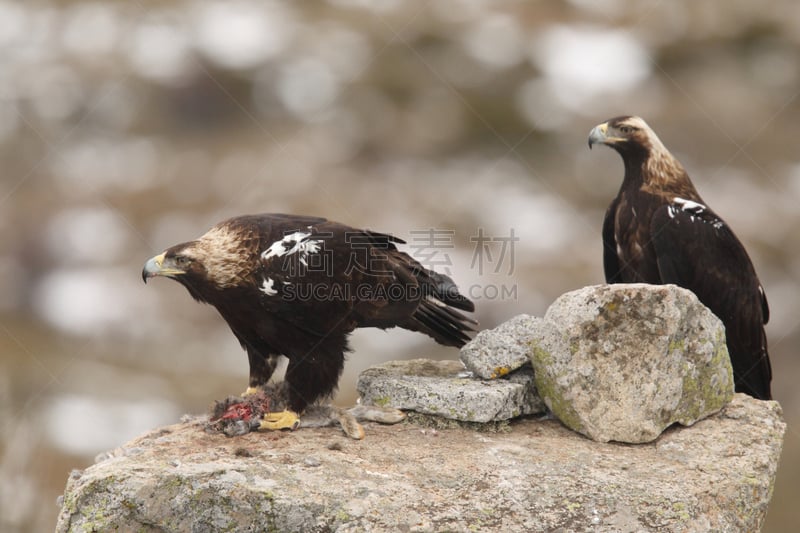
[142,213,476,429]
[588,115,771,400]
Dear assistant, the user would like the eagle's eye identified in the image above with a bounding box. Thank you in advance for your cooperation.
[619,125,634,134]
[174,255,191,267]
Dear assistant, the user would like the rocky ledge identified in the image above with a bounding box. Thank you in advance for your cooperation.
[57,394,784,532]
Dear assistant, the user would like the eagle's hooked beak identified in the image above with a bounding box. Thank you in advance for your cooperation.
[587,122,609,149]
[142,253,184,283]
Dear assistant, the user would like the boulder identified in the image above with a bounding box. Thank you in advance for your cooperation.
[460,314,544,379]
[530,283,734,443]
[56,395,785,533]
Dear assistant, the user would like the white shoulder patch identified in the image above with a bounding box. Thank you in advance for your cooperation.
[260,277,278,296]
[669,197,724,229]
[673,197,706,212]
[261,231,323,266]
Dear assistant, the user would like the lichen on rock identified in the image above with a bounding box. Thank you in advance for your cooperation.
[530,283,735,443]
[460,314,546,379]
[56,395,785,533]
[357,358,545,423]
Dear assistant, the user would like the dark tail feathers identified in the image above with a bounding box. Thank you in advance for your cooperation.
[408,271,477,347]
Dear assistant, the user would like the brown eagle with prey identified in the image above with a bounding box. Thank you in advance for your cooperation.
[143,213,476,429]
[589,115,771,399]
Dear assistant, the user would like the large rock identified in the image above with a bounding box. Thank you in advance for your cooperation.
[460,314,544,379]
[531,283,734,443]
[356,358,545,423]
[57,395,785,532]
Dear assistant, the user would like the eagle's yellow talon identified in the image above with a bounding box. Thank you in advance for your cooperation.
[259,410,300,431]
[242,386,260,397]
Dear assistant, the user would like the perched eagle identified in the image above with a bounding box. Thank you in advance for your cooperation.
[588,116,771,400]
[143,213,476,429]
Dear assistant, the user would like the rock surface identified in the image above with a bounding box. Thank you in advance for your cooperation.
[356,358,545,423]
[57,395,784,533]
[530,284,734,443]
[459,314,544,379]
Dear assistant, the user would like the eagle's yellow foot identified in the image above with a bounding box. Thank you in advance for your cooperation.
[242,386,260,396]
[259,410,300,431]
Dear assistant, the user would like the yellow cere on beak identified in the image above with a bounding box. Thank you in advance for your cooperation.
[142,252,184,283]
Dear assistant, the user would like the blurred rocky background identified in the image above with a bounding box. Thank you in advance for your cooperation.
[0,1,798,531]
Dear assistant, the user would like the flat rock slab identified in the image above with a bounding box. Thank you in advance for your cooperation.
[356,358,545,422]
[57,395,785,533]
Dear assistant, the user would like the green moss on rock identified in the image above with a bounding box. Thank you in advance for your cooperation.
[529,340,585,435]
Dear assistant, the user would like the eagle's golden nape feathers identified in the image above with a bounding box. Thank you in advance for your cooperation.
[181,223,261,289]
[589,116,693,192]
[590,115,772,400]
[143,213,477,427]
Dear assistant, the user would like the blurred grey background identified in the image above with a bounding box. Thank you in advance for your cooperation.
[1,1,798,531]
